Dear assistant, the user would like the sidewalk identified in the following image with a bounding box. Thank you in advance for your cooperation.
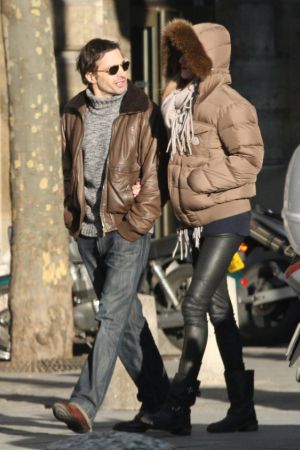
[0,346,299,450]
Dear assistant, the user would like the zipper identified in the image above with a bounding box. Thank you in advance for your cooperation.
[100,109,140,234]
[99,115,121,234]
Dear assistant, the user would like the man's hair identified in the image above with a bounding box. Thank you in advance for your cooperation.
[76,38,121,85]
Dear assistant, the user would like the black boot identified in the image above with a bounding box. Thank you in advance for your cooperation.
[113,321,170,433]
[113,406,152,433]
[207,370,258,433]
[141,373,200,435]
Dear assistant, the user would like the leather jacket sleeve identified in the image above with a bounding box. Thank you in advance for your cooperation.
[61,114,72,203]
[117,104,169,240]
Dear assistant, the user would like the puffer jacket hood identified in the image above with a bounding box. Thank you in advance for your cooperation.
[162,19,231,83]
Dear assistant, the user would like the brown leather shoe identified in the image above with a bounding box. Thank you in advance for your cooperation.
[52,401,92,433]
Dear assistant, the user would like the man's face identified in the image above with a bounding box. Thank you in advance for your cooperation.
[179,55,194,81]
[85,48,129,98]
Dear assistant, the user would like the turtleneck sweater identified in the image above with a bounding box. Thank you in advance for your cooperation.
[81,88,124,237]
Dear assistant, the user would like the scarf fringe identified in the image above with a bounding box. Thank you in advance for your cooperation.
[172,226,203,260]
[162,81,198,157]
[167,95,195,157]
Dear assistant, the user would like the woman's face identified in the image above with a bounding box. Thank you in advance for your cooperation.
[179,55,194,80]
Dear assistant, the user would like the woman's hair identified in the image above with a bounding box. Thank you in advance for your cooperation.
[76,38,120,84]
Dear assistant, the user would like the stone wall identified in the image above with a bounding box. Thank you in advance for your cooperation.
[215,0,300,212]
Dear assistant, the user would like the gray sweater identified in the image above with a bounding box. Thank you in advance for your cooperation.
[81,88,124,237]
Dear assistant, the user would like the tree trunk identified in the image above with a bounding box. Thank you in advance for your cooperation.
[1,0,74,364]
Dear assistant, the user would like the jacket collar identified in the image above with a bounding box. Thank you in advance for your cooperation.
[65,80,149,115]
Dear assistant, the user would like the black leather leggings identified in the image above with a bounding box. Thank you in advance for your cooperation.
[178,234,245,380]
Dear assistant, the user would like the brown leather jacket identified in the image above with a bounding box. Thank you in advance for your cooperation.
[62,82,167,240]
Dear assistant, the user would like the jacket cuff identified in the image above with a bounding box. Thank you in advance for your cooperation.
[117,220,144,241]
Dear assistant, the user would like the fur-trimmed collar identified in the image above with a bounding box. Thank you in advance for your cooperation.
[65,80,149,115]
[162,20,231,83]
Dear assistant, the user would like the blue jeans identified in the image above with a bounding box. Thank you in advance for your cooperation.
[70,231,169,422]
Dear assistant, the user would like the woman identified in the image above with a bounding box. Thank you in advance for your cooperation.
[141,20,264,435]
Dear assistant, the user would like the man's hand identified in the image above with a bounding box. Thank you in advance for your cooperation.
[132,179,141,197]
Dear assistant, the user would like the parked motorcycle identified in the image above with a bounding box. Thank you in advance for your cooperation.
[0,274,10,360]
[139,234,192,348]
[235,208,300,346]
[0,234,193,360]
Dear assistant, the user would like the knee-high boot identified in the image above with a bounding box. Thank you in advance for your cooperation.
[207,370,258,433]
[141,325,204,435]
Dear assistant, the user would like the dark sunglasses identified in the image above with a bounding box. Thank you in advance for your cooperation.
[97,60,130,76]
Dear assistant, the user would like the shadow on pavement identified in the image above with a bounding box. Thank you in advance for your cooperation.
[201,387,300,411]
[0,385,299,411]
[0,393,63,407]
[1,416,300,450]
[154,424,300,450]
[243,349,287,361]
[0,374,77,388]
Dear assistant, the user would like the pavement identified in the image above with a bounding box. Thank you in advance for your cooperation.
[0,345,299,450]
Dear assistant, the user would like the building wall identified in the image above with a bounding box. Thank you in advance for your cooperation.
[215,0,300,212]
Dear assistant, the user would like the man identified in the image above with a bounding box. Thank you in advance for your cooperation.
[52,38,169,433]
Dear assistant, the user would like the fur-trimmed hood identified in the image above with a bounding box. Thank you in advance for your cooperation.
[162,20,231,83]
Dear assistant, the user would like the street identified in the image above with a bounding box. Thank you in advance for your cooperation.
[0,345,299,449]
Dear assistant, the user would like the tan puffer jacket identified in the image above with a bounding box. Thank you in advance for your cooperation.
[162,20,264,227]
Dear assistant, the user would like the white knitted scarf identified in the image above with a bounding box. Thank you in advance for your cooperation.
[162,81,203,254]
[161,81,198,157]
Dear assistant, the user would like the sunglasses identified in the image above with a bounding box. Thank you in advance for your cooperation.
[97,60,130,76]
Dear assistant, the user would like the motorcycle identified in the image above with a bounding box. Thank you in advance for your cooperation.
[285,258,300,381]
[139,234,192,348]
[0,234,193,360]
[0,274,10,360]
[234,208,300,346]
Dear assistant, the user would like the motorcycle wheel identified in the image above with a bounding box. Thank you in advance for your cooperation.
[237,251,300,346]
[154,263,193,349]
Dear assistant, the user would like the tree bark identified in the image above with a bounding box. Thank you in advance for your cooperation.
[1,0,73,363]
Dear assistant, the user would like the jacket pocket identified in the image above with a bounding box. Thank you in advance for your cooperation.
[191,122,220,156]
[107,165,140,214]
